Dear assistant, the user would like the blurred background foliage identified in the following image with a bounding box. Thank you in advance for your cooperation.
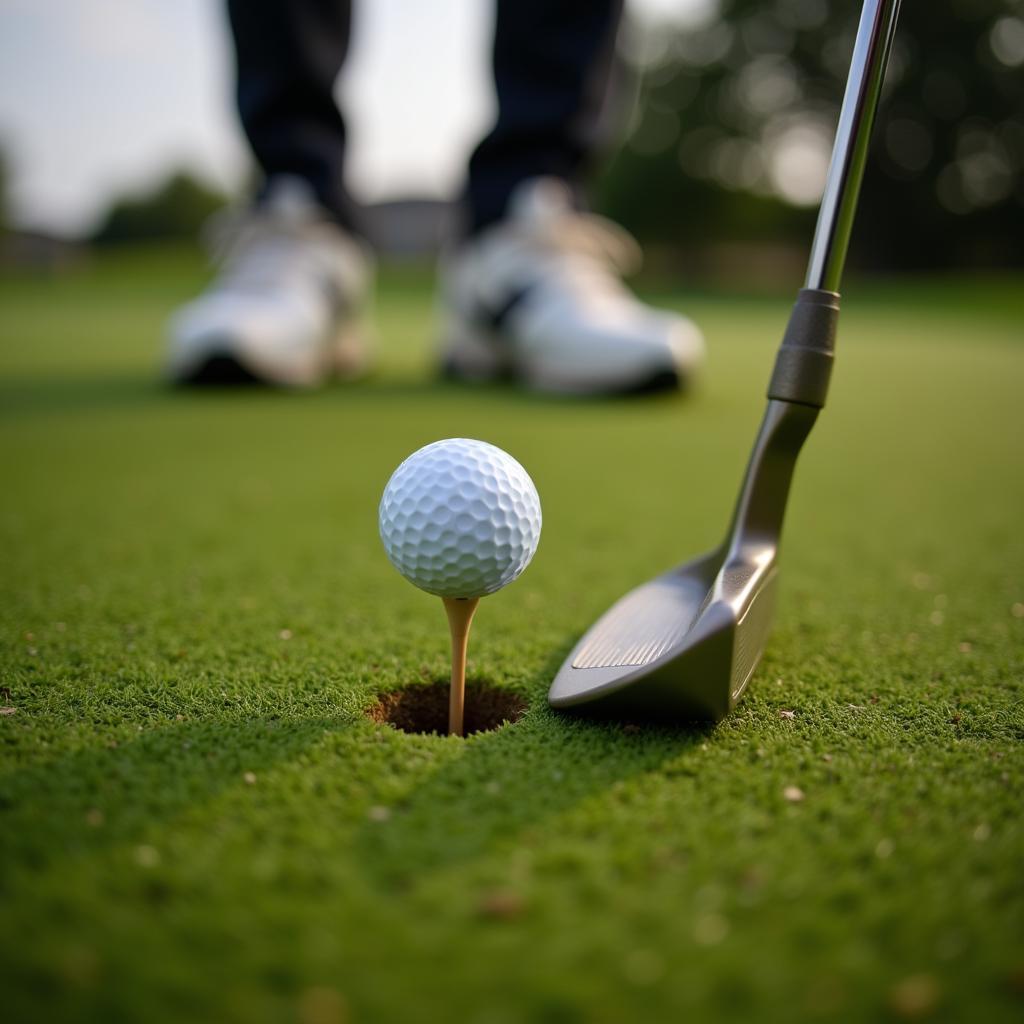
[0,148,9,237]
[597,0,1024,273]
[90,172,227,246]
[2,0,1021,276]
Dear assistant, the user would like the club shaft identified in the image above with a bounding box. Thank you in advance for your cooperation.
[804,0,901,292]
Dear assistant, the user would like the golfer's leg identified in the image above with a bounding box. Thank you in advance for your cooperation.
[466,0,625,234]
[442,0,704,396]
[166,0,371,387]
[228,0,356,227]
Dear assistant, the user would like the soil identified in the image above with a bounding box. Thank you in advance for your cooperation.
[367,682,528,736]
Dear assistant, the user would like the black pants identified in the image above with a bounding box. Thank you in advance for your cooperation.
[228,0,624,236]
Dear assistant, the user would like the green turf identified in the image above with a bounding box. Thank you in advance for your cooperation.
[1,247,1022,1023]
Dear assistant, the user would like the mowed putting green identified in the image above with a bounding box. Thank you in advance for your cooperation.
[1,248,1022,1023]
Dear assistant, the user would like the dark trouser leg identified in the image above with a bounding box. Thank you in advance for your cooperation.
[466,0,625,235]
[227,0,357,229]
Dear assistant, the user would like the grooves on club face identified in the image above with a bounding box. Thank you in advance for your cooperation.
[548,400,818,723]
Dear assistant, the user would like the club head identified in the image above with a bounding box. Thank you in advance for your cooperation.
[548,544,778,721]
[549,399,818,723]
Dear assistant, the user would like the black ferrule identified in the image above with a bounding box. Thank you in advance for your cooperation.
[766,288,841,409]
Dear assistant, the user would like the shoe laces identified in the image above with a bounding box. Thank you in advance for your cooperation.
[500,177,643,281]
[529,209,643,278]
[202,204,341,293]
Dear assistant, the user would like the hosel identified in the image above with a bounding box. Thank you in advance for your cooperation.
[720,288,839,548]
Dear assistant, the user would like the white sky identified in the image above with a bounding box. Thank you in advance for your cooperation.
[0,0,713,235]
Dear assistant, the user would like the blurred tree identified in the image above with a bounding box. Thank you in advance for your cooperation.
[596,0,1024,272]
[0,145,9,236]
[91,171,226,245]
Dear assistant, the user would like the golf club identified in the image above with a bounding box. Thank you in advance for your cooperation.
[548,0,902,721]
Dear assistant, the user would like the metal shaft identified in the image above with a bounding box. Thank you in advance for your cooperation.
[805,0,901,292]
[732,1,901,551]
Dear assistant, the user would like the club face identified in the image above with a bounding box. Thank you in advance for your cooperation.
[548,400,816,723]
[548,544,778,722]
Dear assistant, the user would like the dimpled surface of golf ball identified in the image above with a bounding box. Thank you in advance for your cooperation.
[379,438,542,599]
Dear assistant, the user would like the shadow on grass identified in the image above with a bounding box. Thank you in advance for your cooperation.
[0,642,706,890]
[0,365,692,422]
[342,374,692,408]
[0,374,175,420]
[353,694,711,890]
[0,713,353,872]
[0,695,707,896]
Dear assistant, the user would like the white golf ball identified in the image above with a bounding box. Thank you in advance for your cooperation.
[379,438,542,599]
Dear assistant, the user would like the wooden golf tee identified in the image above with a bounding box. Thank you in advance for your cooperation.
[442,596,479,737]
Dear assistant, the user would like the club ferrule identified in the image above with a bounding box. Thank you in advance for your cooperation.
[766,288,840,409]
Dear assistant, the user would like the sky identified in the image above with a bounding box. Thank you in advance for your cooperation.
[0,0,713,236]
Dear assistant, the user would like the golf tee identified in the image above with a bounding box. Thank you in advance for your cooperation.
[442,596,479,737]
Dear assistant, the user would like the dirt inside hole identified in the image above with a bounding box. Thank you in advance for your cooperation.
[367,682,528,736]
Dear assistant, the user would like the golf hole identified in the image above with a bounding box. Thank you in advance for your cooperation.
[368,683,527,736]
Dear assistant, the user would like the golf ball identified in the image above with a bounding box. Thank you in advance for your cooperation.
[379,438,542,598]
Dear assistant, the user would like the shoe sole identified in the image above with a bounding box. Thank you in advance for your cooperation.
[439,353,682,397]
[439,319,690,397]
[174,352,266,387]
[168,317,372,390]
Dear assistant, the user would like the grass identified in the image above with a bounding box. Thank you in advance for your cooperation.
[1,246,1022,1023]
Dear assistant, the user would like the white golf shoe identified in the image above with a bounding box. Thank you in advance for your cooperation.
[166,177,373,388]
[439,178,704,395]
